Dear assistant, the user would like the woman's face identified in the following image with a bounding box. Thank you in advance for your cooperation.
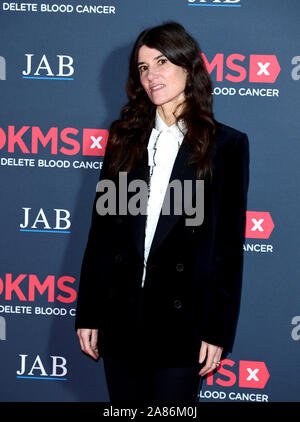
[137,45,187,112]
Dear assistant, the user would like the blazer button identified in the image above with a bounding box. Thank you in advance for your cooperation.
[173,299,183,310]
[176,263,184,272]
[114,254,123,264]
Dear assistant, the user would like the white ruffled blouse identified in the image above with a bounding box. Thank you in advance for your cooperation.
[141,110,187,287]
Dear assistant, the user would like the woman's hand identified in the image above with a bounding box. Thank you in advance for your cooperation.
[198,340,223,376]
[77,328,99,361]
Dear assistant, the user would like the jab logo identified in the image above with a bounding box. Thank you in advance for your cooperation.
[188,0,242,6]
[22,54,74,80]
[206,359,270,389]
[201,54,281,83]
[20,207,71,234]
[16,354,68,381]
[245,211,275,239]
[0,126,108,156]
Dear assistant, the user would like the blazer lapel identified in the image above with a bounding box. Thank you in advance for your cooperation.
[127,136,197,263]
[147,137,197,260]
[126,144,149,263]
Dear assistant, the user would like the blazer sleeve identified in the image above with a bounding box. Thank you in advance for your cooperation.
[201,131,250,352]
[74,146,111,331]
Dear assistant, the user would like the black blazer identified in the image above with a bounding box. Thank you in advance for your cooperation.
[75,121,250,367]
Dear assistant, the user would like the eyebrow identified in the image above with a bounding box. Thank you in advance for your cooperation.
[137,54,165,66]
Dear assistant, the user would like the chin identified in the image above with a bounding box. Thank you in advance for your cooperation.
[148,97,169,106]
[148,99,163,106]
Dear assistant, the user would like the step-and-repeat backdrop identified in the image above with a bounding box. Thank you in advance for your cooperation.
[0,0,299,403]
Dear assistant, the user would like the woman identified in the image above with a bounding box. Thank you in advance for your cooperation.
[75,22,250,403]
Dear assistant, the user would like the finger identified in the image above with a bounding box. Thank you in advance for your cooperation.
[79,330,90,354]
[83,334,98,359]
[214,348,223,366]
[79,330,98,360]
[199,341,208,364]
[200,351,224,376]
[90,329,97,349]
[77,329,85,352]
[199,359,218,377]
[199,361,217,376]
[199,362,216,377]
[91,330,99,357]
[199,345,218,376]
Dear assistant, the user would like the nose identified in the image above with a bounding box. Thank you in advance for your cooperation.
[147,66,158,81]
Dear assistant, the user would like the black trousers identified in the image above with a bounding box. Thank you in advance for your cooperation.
[102,287,203,404]
[103,354,202,404]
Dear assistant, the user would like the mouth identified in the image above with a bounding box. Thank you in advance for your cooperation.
[150,84,165,93]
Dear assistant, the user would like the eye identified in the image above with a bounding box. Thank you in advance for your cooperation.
[158,58,168,65]
[138,65,148,73]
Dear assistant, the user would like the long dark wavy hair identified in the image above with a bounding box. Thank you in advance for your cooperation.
[105,21,217,181]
